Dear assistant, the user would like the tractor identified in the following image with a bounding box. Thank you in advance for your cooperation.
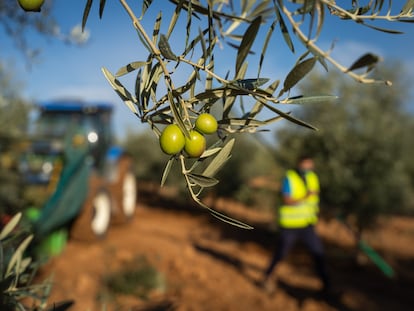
[18,99,136,259]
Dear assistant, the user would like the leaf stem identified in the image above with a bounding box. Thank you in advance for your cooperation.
[178,57,229,85]
[119,0,161,56]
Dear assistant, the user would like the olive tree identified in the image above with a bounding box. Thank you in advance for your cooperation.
[274,66,414,230]
[0,62,31,215]
[81,0,414,227]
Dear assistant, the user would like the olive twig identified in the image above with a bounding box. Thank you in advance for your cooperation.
[118,0,191,122]
[280,3,392,85]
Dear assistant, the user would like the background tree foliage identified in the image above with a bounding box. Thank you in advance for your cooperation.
[214,134,278,207]
[0,62,30,215]
[123,130,170,183]
[274,64,414,229]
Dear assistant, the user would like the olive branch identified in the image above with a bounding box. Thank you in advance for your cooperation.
[81,0,414,228]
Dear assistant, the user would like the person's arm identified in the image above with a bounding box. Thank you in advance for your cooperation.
[281,177,304,205]
[281,175,313,205]
[283,194,308,205]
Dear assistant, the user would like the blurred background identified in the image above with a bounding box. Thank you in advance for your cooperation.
[1,1,414,311]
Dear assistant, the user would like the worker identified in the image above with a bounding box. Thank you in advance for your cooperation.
[261,154,330,293]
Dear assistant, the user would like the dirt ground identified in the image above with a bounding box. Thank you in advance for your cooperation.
[38,185,414,311]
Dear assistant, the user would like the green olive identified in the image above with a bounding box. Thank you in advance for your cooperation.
[18,0,45,12]
[159,124,185,155]
[184,130,206,158]
[195,113,218,135]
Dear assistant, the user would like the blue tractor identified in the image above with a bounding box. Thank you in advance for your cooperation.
[19,100,137,257]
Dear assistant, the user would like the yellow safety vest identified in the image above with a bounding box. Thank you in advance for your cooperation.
[278,170,320,228]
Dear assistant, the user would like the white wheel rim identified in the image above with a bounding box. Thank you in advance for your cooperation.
[91,192,111,235]
[122,173,137,217]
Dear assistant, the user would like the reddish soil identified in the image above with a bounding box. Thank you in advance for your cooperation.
[38,185,414,311]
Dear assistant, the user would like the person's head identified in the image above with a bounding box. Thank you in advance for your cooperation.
[297,155,314,172]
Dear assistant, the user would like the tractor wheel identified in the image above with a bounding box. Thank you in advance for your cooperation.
[71,174,112,241]
[111,156,137,224]
[90,189,112,236]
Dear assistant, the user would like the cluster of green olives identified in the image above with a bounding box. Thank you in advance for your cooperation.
[159,113,218,158]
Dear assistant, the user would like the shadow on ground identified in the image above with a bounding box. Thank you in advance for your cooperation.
[139,185,414,311]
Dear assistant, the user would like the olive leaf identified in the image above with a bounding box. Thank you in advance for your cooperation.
[158,34,178,60]
[152,12,162,45]
[261,101,318,130]
[258,20,276,77]
[139,58,156,110]
[205,54,215,92]
[0,213,22,241]
[184,1,193,51]
[223,62,248,117]
[82,0,93,31]
[141,0,154,18]
[249,79,280,118]
[18,257,32,275]
[169,0,215,19]
[82,0,106,30]
[142,63,164,111]
[221,118,266,127]
[233,78,270,90]
[204,202,254,229]
[182,28,209,57]
[251,0,273,19]
[135,69,142,105]
[166,0,186,39]
[188,87,248,106]
[401,0,414,14]
[203,138,235,178]
[189,192,254,229]
[167,96,188,138]
[169,73,198,98]
[280,57,317,96]
[235,16,262,74]
[313,1,325,40]
[199,27,208,61]
[200,147,222,158]
[6,235,33,277]
[115,61,150,77]
[161,157,175,187]
[207,1,214,60]
[282,95,339,105]
[274,4,295,53]
[99,0,106,18]
[102,67,139,116]
[347,53,380,72]
[187,173,219,187]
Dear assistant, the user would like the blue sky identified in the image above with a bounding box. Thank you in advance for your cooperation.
[1,1,414,140]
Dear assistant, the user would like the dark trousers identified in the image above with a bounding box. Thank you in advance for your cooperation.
[265,225,330,288]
